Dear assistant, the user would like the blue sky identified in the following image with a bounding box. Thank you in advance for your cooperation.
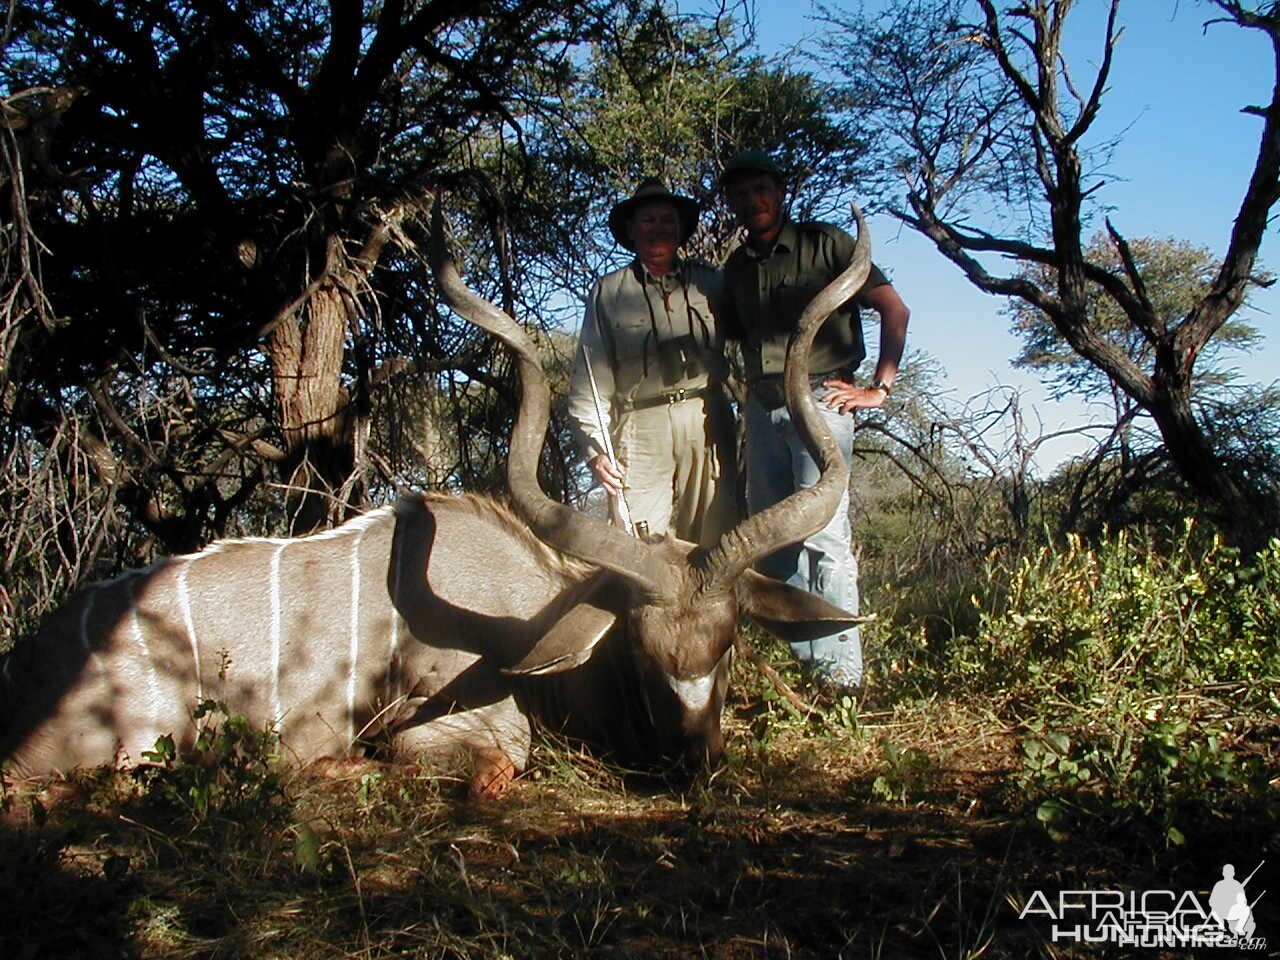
[746,0,1279,470]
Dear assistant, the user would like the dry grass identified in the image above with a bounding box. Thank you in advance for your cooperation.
[1,658,1272,960]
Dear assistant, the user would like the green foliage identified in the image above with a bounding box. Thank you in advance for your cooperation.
[983,525,1278,694]
[939,523,1280,841]
[825,692,862,733]
[135,699,289,833]
[731,627,817,749]
[1008,234,1264,402]
[870,737,935,805]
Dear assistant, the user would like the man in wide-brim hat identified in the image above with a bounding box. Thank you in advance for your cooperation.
[566,178,738,546]
[605,177,701,251]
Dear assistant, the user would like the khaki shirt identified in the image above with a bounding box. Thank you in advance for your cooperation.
[568,259,728,459]
[722,220,889,381]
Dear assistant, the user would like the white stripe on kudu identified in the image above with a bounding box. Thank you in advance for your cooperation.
[387,524,407,708]
[128,581,163,735]
[270,541,287,725]
[177,559,203,699]
[79,587,95,654]
[348,526,366,747]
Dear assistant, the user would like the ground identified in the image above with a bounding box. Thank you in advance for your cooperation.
[1,668,1275,960]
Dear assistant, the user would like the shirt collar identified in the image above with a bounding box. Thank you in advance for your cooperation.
[633,257,684,286]
[743,219,797,261]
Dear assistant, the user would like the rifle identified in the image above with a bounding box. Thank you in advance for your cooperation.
[582,344,636,536]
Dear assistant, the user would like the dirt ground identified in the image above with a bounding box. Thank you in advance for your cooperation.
[1,690,1275,959]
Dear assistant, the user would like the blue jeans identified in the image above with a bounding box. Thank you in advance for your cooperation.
[744,389,862,687]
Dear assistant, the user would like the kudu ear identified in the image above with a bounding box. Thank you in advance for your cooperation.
[502,583,619,677]
[737,569,868,644]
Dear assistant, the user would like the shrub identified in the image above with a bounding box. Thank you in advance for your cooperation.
[881,522,1280,842]
[134,699,290,833]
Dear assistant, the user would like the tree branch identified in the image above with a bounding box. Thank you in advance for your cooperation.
[1183,3,1280,364]
[1063,0,1121,146]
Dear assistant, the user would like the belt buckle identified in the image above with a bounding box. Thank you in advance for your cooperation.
[666,388,686,404]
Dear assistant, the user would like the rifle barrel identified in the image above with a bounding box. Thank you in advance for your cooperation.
[582,344,634,535]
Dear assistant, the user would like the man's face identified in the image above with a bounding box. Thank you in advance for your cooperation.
[725,173,785,242]
[626,200,681,263]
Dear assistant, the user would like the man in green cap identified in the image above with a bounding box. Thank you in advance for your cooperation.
[719,149,911,692]
[566,178,737,546]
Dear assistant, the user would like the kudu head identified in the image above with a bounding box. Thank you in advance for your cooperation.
[429,200,869,770]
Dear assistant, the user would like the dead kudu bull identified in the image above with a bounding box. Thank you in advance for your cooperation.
[0,204,870,797]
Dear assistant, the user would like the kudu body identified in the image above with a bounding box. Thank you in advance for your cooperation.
[1,202,871,794]
[1,496,601,792]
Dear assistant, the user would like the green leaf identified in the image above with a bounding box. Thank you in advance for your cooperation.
[1036,800,1065,824]
[292,822,322,873]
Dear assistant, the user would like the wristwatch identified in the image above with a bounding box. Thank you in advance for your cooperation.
[870,378,892,396]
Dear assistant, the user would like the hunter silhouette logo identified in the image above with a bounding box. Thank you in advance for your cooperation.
[1209,862,1264,939]
[1018,859,1267,949]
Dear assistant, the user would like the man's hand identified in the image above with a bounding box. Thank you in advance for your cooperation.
[821,378,889,415]
[588,453,626,496]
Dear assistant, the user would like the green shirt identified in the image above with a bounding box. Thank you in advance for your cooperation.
[722,219,888,380]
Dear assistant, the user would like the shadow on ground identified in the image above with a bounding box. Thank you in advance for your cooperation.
[1,729,1275,959]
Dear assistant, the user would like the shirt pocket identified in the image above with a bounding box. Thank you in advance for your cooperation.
[606,290,657,350]
[770,279,824,329]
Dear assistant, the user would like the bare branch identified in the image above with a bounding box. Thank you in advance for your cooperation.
[1063,0,1122,145]
[1103,218,1159,338]
[1184,2,1280,361]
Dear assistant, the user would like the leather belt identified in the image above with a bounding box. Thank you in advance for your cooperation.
[750,368,854,410]
[623,385,713,411]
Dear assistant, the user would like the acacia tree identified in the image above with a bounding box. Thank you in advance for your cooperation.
[1008,233,1275,524]
[818,0,1280,543]
[512,1,870,319]
[1011,235,1263,400]
[2,0,627,541]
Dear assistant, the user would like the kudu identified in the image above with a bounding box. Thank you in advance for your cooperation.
[0,201,870,797]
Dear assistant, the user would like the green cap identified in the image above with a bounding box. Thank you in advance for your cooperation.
[719,149,785,186]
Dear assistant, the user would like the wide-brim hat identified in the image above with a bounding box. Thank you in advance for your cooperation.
[607,178,700,251]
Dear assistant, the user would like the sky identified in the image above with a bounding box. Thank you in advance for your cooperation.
[746,0,1279,472]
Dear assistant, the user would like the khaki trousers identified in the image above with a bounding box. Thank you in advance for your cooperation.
[613,395,737,547]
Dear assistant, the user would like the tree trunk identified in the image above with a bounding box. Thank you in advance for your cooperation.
[1147,380,1265,547]
[266,264,359,534]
